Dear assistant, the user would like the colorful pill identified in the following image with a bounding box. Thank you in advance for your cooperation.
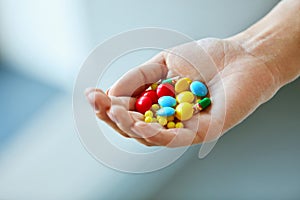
[175,78,190,93]
[161,76,180,84]
[158,117,168,126]
[176,91,194,103]
[151,104,160,112]
[156,83,175,98]
[167,115,174,121]
[156,107,175,117]
[197,97,211,110]
[167,121,175,129]
[151,83,158,90]
[135,96,152,114]
[158,96,177,107]
[144,116,153,123]
[175,122,184,128]
[141,90,158,103]
[175,102,194,121]
[156,116,164,120]
[190,81,208,97]
[144,110,153,117]
[183,77,192,84]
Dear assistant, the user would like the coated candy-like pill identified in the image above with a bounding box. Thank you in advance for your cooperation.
[158,117,168,126]
[151,83,158,90]
[167,121,175,129]
[176,91,194,103]
[175,78,190,93]
[167,115,174,121]
[145,116,153,123]
[156,116,164,120]
[175,102,194,121]
[161,76,180,84]
[158,96,176,107]
[141,90,158,103]
[183,77,192,84]
[144,110,153,117]
[197,97,211,110]
[175,122,184,128]
[190,81,208,97]
[135,96,152,114]
[156,107,175,117]
[151,104,160,112]
[157,83,175,98]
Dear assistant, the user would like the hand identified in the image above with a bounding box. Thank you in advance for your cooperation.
[85,38,278,147]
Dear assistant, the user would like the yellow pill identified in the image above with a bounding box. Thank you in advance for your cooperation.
[167,115,174,121]
[151,83,158,90]
[157,116,167,120]
[151,104,160,112]
[144,110,153,117]
[183,77,192,84]
[176,91,194,103]
[145,116,153,123]
[175,78,190,93]
[158,117,168,126]
[175,122,184,128]
[175,102,194,121]
[167,121,175,129]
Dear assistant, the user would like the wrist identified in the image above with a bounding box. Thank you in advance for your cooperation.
[229,0,300,89]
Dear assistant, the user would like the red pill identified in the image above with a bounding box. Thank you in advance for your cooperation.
[141,90,158,103]
[135,96,152,114]
[156,83,175,98]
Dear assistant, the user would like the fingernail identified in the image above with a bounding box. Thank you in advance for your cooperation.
[84,87,95,96]
[106,88,110,95]
[86,92,100,112]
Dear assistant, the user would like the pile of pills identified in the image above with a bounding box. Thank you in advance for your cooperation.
[135,76,211,129]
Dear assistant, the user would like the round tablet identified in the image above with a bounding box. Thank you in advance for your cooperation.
[158,96,176,107]
[190,81,208,97]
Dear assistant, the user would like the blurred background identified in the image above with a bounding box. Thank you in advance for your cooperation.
[0,0,299,199]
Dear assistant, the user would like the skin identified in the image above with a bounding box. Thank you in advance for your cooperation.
[86,0,300,147]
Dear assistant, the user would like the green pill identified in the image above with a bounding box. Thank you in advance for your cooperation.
[197,97,211,110]
[162,78,173,84]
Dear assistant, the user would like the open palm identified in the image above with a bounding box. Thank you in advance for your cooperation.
[86,38,277,147]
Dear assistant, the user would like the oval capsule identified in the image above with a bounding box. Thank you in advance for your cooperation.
[135,96,152,114]
[156,107,175,117]
[190,81,208,97]
[175,122,184,128]
[197,97,211,110]
[156,83,175,98]
[158,96,176,107]
[175,102,194,121]
[141,90,158,103]
[176,91,194,103]
[175,78,190,93]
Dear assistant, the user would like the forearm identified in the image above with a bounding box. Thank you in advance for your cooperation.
[231,0,300,88]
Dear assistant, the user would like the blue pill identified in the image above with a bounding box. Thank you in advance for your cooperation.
[190,81,208,97]
[156,107,175,116]
[158,96,176,107]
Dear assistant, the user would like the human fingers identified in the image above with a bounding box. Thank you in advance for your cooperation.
[108,105,145,138]
[131,122,203,147]
[86,88,155,145]
[85,88,131,138]
[108,53,168,97]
